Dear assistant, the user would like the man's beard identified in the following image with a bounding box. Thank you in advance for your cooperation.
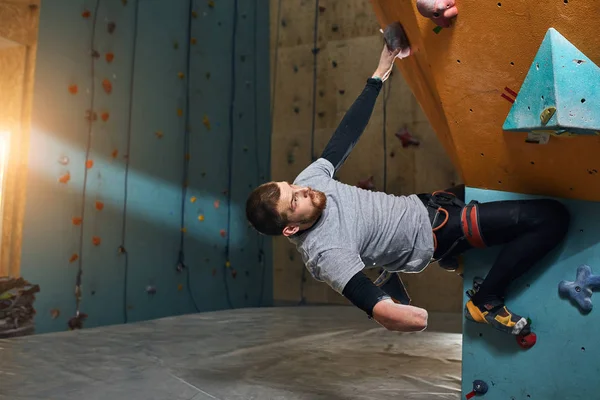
[301,188,327,224]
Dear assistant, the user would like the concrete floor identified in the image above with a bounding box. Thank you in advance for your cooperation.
[0,306,463,400]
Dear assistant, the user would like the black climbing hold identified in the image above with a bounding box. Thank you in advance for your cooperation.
[293,107,300,114]
[332,60,338,68]
[338,89,345,95]
[312,47,320,55]
[206,72,211,79]
[281,19,287,27]
[473,380,488,394]
[332,24,339,32]
[146,286,157,294]
[293,65,298,73]
[318,111,325,118]
[319,90,325,97]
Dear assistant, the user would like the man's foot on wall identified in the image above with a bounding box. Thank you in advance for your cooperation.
[464,298,530,336]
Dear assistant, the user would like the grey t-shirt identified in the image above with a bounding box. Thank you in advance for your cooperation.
[287,158,435,294]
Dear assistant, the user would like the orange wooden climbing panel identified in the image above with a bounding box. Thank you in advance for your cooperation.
[370,0,600,201]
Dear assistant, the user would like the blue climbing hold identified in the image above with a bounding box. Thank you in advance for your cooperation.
[503,28,600,136]
[558,264,600,313]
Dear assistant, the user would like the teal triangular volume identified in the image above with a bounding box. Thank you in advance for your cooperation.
[503,28,600,135]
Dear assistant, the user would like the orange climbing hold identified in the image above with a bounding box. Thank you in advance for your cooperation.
[68,84,78,95]
[191,38,197,45]
[177,284,183,291]
[181,227,187,233]
[92,236,101,246]
[69,253,79,263]
[82,9,91,18]
[208,0,215,8]
[95,201,104,210]
[50,309,60,319]
[111,149,118,158]
[177,109,183,117]
[203,115,211,130]
[198,214,204,221]
[59,172,70,184]
[102,79,112,94]
[101,112,110,122]
[72,217,82,225]
[178,72,185,79]
[86,160,94,169]
[105,52,114,63]
[190,196,197,203]
[155,131,164,139]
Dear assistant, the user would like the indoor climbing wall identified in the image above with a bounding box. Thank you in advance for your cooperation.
[367,1,600,399]
[269,0,463,311]
[19,0,272,334]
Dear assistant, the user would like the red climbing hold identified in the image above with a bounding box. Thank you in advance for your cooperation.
[68,84,78,95]
[101,112,110,122]
[214,200,220,209]
[516,332,537,349]
[59,172,71,184]
[395,127,420,148]
[69,253,79,263]
[111,149,119,158]
[72,217,82,226]
[82,9,91,18]
[92,236,101,246]
[102,79,112,94]
[86,160,94,169]
[105,52,114,63]
[95,201,104,211]
[220,229,226,238]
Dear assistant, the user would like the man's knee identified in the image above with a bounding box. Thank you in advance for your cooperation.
[537,199,570,237]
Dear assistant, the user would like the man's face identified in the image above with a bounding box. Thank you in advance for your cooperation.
[276,182,327,236]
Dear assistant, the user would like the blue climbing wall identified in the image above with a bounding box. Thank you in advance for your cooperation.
[461,188,600,400]
[20,0,272,334]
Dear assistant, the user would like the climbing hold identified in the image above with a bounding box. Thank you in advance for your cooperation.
[92,236,101,246]
[225,261,231,268]
[332,24,339,32]
[318,111,325,118]
[203,115,211,130]
[177,108,183,117]
[181,227,187,233]
[191,38,197,45]
[85,110,97,122]
[146,286,157,295]
[69,253,78,263]
[220,229,226,238]
[331,60,337,68]
[395,127,420,147]
[173,41,179,49]
[293,107,300,114]
[198,215,204,221]
[72,217,82,225]
[214,200,220,208]
[59,172,70,184]
[105,52,114,63]
[107,21,116,34]
[190,196,197,203]
[559,264,600,313]
[86,160,94,169]
[208,0,215,7]
[111,149,118,158]
[357,176,376,191]
[503,28,600,136]
[416,0,458,28]
[293,65,298,73]
[95,201,104,210]
[58,155,69,165]
[383,21,411,59]
[68,84,78,95]
[102,79,112,94]
[82,9,91,18]
[465,379,488,399]
[339,89,345,95]
[92,51,100,61]
[192,10,198,18]
[177,284,183,291]
[50,309,60,319]
[155,130,164,139]
[118,245,126,254]
[433,26,443,34]
[68,312,88,330]
[178,72,185,79]
[122,0,127,4]
[101,112,110,122]
[516,332,537,349]
[231,269,237,279]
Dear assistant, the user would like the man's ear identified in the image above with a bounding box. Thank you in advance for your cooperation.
[282,224,300,237]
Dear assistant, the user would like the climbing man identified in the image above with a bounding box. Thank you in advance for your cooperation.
[245,42,570,336]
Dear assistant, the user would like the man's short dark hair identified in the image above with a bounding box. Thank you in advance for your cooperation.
[246,182,288,236]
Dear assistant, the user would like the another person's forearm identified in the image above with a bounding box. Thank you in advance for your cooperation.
[372,299,428,332]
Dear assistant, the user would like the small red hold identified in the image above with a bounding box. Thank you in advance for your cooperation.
[220,229,226,238]
[92,236,101,246]
[214,200,220,209]
[516,332,537,349]
[105,52,114,63]
[95,201,104,211]
[86,160,94,169]
[72,217,82,225]
[102,79,112,94]
[357,176,376,191]
[68,84,78,95]
[101,112,110,122]
[395,127,420,148]
[82,9,91,18]
[59,172,71,184]
[111,149,119,158]
[69,253,79,263]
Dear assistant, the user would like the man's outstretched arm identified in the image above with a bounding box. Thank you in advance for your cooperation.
[320,45,400,172]
[342,270,428,332]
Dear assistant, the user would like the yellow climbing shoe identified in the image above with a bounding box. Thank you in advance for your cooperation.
[464,299,530,336]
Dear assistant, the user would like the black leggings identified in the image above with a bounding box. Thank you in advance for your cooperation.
[430,196,570,305]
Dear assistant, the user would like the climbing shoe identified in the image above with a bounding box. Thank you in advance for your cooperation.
[464,298,530,336]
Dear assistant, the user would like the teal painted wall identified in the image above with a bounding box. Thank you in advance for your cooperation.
[461,188,600,400]
[20,0,272,334]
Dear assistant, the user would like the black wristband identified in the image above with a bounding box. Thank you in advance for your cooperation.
[342,271,391,317]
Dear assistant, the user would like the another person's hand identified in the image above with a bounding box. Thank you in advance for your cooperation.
[373,45,401,82]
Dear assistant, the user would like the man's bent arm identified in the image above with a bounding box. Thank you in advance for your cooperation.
[320,77,383,172]
[342,270,428,332]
